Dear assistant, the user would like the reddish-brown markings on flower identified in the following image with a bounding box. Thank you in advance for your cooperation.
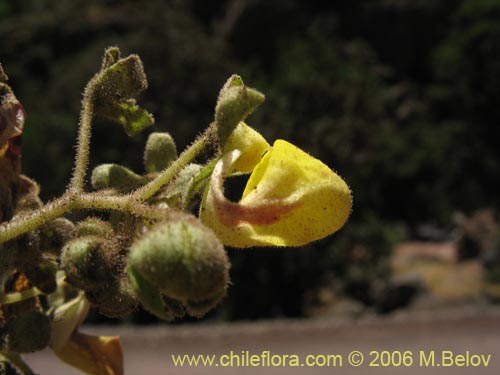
[214,197,301,227]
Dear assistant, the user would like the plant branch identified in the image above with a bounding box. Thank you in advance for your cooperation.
[68,87,95,193]
[0,124,216,246]
[0,192,166,245]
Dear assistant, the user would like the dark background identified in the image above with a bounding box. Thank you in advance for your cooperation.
[1,0,499,321]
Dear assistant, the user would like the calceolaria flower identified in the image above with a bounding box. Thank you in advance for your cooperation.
[200,122,352,247]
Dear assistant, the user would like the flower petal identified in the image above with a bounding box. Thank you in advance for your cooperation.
[53,332,123,375]
[201,140,351,247]
[223,122,270,173]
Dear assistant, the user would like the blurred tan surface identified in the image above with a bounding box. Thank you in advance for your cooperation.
[25,307,500,375]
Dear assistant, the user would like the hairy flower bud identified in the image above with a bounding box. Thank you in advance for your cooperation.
[61,236,116,291]
[144,132,177,173]
[7,310,51,353]
[86,279,137,318]
[215,75,265,145]
[40,218,76,254]
[128,217,230,311]
[25,259,58,294]
[91,163,147,193]
[75,217,114,237]
[15,175,43,214]
[127,264,185,321]
[185,289,227,318]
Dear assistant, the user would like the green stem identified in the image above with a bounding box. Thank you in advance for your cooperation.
[0,192,168,244]
[0,197,73,244]
[0,125,216,245]
[74,193,168,220]
[68,87,94,193]
[133,124,216,201]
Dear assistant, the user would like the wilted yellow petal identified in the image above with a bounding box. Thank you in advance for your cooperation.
[49,292,90,352]
[53,332,123,375]
[201,139,352,247]
[49,291,123,375]
[223,122,270,173]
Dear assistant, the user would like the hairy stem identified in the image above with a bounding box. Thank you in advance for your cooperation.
[0,124,216,245]
[0,193,166,244]
[69,87,94,193]
[0,197,73,243]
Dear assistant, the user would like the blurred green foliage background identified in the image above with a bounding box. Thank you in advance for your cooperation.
[1,0,500,321]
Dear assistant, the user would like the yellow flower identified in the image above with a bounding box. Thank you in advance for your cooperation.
[50,291,123,375]
[200,123,352,247]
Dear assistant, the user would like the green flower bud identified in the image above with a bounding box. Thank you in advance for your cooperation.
[144,132,177,173]
[15,195,43,214]
[9,232,41,271]
[40,218,76,254]
[24,259,58,294]
[91,163,147,193]
[185,289,226,318]
[127,265,185,321]
[128,217,230,306]
[215,75,265,145]
[7,310,51,353]
[61,236,115,291]
[76,217,114,237]
[15,175,42,214]
[85,278,137,318]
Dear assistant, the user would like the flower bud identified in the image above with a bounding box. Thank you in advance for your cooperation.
[85,278,137,318]
[185,289,226,318]
[9,231,41,270]
[215,75,265,145]
[75,217,114,237]
[127,264,185,321]
[15,175,43,214]
[24,259,58,294]
[144,132,177,173]
[128,217,230,307]
[61,236,115,291]
[7,310,51,353]
[91,163,147,193]
[40,218,76,254]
